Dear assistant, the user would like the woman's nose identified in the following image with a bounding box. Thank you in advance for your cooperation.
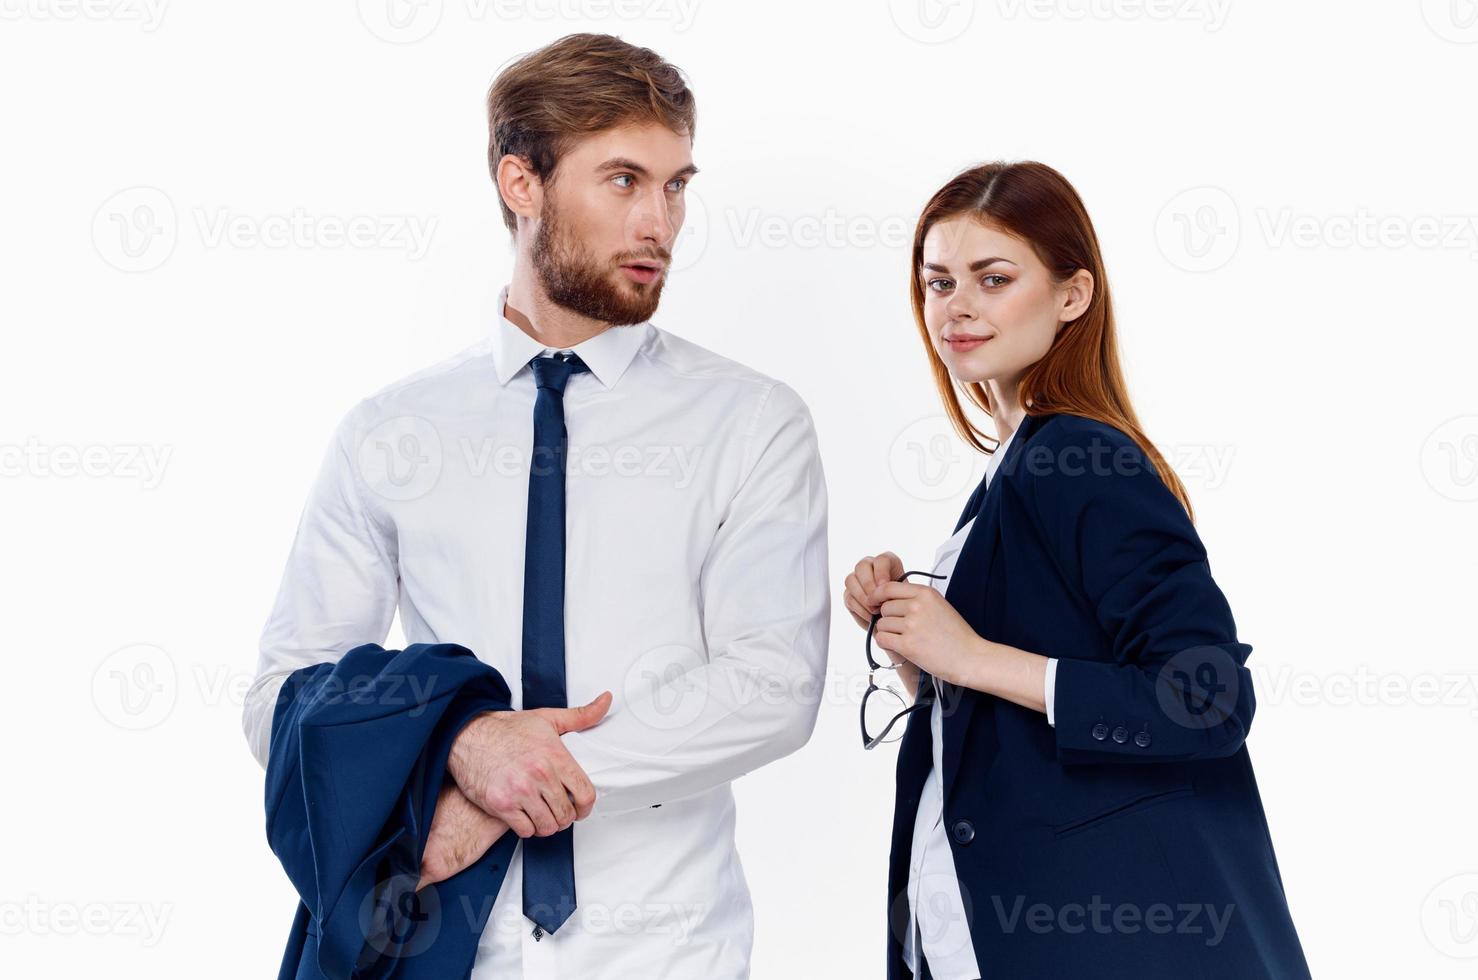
[944,294,975,320]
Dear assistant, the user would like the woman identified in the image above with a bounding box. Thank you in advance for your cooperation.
[844,161,1310,979]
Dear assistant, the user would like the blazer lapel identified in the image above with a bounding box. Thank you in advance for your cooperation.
[938,413,1044,799]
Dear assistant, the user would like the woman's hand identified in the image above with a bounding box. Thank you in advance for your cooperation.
[843,552,904,629]
[870,580,1050,713]
[845,552,922,695]
[869,580,989,688]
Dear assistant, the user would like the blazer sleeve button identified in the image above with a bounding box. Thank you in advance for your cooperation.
[1134,730,1152,748]
[951,819,976,845]
[1091,723,1109,741]
[1111,726,1129,744]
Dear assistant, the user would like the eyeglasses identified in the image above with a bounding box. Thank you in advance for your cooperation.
[861,569,946,750]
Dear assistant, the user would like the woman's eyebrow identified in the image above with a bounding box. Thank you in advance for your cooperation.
[921,256,1015,273]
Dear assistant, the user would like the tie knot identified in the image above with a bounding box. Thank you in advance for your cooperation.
[530,351,589,393]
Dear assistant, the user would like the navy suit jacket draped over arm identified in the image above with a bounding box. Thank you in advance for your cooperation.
[264,641,518,980]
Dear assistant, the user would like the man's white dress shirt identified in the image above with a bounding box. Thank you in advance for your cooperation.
[901,422,1058,980]
[243,285,830,979]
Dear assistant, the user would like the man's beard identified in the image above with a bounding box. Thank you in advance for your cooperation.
[531,202,669,326]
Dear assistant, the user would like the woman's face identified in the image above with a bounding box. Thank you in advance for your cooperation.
[919,216,1091,388]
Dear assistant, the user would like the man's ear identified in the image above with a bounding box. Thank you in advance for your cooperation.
[496,154,543,223]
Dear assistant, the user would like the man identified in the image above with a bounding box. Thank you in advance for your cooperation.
[242,33,830,979]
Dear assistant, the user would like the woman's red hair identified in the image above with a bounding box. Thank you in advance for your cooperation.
[910,160,1194,520]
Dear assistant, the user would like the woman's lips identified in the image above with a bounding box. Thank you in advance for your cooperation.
[946,336,990,352]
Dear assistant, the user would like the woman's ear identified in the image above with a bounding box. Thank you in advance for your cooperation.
[1058,268,1095,325]
[496,154,543,224]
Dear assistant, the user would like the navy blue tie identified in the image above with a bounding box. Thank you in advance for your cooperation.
[521,350,589,938]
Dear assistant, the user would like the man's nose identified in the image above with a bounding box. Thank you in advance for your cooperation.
[629,190,677,247]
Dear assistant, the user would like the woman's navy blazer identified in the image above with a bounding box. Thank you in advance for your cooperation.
[886,411,1311,979]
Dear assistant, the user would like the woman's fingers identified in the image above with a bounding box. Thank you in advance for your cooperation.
[874,615,907,636]
[845,552,911,633]
[851,551,904,614]
[842,586,872,629]
[873,616,912,660]
[871,553,902,591]
[853,561,878,605]
[878,593,926,617]
[870,581,923,608]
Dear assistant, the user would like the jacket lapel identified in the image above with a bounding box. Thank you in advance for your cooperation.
[938,413,1044,799]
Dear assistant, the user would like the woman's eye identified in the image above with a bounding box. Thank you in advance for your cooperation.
[926,278,953,293]
[982,274,1010,288]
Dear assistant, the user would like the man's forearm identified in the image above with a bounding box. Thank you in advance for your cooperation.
[561,651,823,816]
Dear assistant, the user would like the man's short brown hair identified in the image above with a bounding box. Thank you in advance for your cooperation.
[486,33,697,235]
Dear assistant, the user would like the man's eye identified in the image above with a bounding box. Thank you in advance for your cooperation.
[666,177,686,192]
[612,174,635,188]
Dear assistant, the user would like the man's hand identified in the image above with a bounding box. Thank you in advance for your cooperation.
[447,692,613,839]
[417,782,509,892]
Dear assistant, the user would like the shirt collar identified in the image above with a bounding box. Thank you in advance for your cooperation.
[489,284,650,390]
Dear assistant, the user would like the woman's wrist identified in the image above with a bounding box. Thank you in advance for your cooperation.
[953,633,996,691]
[958,635,1049,715]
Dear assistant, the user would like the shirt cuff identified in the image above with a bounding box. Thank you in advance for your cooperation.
[1044,657,1059,727]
